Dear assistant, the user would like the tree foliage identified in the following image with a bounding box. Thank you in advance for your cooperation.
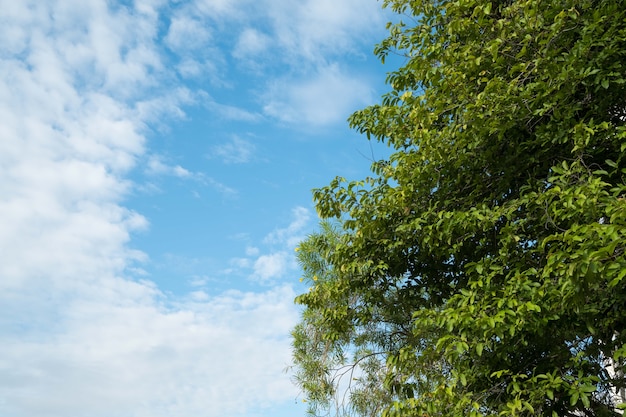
[292,0,626,416]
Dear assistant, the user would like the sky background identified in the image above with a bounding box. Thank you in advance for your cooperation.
[0,1,399,416]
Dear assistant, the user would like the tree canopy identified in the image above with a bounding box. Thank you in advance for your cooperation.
[292,0,626,416]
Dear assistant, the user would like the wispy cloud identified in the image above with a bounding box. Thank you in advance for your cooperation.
[143,154,238,196]
[158,0,385,127]
[164,14,212,52]
[205,100,263,122]
[146,155,193,178]
[264,0,385,62]
[233,28,272,59]
[209,136,257,164]
[227,207,313,283]
[262,63,375,126]
[254,251,289,282]
[202,176,239,196]
[264,206,311,248]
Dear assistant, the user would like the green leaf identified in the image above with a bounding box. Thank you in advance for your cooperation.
[581,393,590,408]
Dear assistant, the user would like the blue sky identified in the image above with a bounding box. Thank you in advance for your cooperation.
[0,1,397,416]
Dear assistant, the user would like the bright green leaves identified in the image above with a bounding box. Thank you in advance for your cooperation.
[292,0,626,416]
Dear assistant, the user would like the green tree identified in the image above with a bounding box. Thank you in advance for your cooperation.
[292,221,394,417]
[292,0,626,416]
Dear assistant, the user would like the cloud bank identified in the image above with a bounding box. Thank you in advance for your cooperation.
[0,0,386,415]
[0,1,299,416]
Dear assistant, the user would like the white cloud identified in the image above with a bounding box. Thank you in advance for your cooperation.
[202,176,239,196]
[165,15,212,51]
[231,257,252,269]
[160,1,236,84]
[210,136,257,164]
[251,0,387,127]
[146,155,192,178]
[263,63,375,126]
[246,246,260,256]
[143,155,238,196]
[206,101,262,122]
[135,87,195,126]
[233,28,271,59]
[264,206,311,247]
[253,252,289,281]
[188,275,213,287]
[264,0,385,62]
[241,207,312,282]
[192,0,241,18]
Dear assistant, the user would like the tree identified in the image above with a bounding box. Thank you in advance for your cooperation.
[292,0,626,416]
[292,221,395,417]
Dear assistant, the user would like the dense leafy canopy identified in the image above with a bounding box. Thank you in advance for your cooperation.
[292,0,626,416]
